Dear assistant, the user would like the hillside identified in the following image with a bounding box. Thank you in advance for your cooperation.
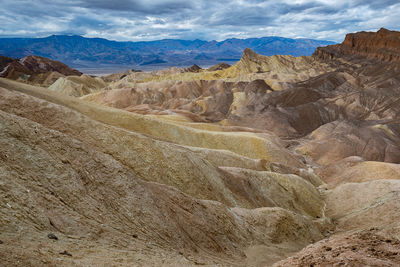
[1,28,400,266]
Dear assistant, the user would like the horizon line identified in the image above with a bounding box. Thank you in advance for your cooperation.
[0,34,337,43]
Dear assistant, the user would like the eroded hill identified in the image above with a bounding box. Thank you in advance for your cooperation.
[1,28,400,267]
[0,55,82,86]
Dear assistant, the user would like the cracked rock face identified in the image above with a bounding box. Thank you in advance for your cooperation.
[2,28,400,266]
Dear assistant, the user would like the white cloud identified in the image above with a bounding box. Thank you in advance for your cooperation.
[0,0,399,42]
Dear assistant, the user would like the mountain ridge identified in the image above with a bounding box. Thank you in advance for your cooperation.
[0,35,335,68]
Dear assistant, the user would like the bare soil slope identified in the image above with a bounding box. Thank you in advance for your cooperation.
[2,28,400,267]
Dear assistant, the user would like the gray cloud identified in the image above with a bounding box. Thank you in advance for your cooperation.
[0,0,399,42]
[80,0,193,14]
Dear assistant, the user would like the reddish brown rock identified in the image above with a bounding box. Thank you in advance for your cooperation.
[0,55,82,85]
[207,62,231,71]
[314,28,400,62]
[184,64,202,72]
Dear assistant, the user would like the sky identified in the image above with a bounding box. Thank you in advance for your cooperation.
[0,0,399,42]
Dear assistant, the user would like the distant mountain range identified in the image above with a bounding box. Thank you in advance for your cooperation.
[0,35,335,69]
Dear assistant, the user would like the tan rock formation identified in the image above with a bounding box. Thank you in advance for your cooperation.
[0,78,328,266]
[3,28,400,267]
[297,120,400,165]
[49,74,107,97]
[316,157,400,188]
[273,229,400,266]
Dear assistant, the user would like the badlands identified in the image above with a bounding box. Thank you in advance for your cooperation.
[1,28,400,266]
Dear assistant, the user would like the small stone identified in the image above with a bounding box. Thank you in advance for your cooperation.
[47,233,58,240]
[59,250,72,257]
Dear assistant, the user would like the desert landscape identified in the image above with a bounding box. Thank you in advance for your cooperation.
[0,26,400,266]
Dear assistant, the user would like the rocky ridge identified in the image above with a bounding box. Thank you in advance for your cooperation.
[314,27,400,62]
[0,35,334,67]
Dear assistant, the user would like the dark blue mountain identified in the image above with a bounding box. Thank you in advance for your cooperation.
[0,35,335,68]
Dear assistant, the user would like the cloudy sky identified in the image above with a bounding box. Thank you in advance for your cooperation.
[0,0,399,42]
